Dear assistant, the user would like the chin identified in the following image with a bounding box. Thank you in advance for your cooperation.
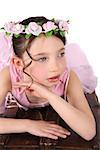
[38,79,59,88]
[47,81,59,87]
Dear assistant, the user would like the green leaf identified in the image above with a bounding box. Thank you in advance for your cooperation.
[24,25,28,28]
[51,18,55,22]
[6,32,11,36]
[59,31,65,37]
[45,31,53,37]
[0,27,4,30]
[14,34,20,38]
[54,29,59,34]
[25,34,32,39]
[55,28,59,31]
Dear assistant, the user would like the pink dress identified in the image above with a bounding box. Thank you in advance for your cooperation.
[0,33,97,114]
[0,63,70,114]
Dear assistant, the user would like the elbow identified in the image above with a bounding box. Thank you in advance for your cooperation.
[82,116,97,141]
[83,126,96,141]
[84,132,96,141]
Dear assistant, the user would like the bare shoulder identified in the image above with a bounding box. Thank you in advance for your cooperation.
[0,66,11,105]
[0,66,10,80]
[67,70,83,93]
[67,70,86,105]
[0,66,11,88]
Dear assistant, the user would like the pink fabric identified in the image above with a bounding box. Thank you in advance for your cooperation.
[0,34,97,114]
[0,33,13,71]
[65,43,97,93]
[52,68,69,96]
[9,63,69,109]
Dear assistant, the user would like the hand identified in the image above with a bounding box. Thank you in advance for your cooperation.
[13,81,55,100]
[26,120,71,139]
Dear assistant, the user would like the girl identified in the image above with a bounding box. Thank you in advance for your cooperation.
[0,16,97,140]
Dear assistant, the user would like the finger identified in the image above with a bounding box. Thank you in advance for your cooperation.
[41,123,70,138]
[49,127,70,136]
[47,130,67,138]
[48,127,70,135]
[40,131,58,140]
[19,87,27,94]
[42,127,67,139]
[48,124,71,135]
[12,82,31,88]
[30,82,52,99]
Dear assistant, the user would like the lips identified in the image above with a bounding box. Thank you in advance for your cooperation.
[48,75,60,82]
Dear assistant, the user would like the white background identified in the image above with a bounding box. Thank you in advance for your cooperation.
[0,0,100,100]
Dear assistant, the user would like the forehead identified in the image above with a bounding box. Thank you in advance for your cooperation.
[29,34,64,54]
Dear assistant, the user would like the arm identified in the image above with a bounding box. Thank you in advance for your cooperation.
[47,70,96,140]
[0,67,70,139]
[12,71,96,140]
[21,71,96,140]
[0,118,29,133]
[0,67,25,133]
[0,67,11,106]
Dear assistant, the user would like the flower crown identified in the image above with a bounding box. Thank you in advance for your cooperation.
[0,19,69,39]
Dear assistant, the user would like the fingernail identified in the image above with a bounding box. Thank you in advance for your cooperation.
[55,136,58,140]
[63,135,67,138]
[67,132,71,135]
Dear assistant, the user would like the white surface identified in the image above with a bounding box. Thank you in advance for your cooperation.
[0,0,99,100]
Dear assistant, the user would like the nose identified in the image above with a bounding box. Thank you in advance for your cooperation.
[48,58,59,73]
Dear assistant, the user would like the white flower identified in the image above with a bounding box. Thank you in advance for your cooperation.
[12,24,24,34]
[43,21,57,32]
[25,22,42,36]
[4,22,24,35]
[59,21,69,31]
[4,22,15,33]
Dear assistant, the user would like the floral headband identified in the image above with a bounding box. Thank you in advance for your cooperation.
[0,19,69,39]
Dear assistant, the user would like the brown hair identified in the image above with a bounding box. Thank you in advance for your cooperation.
[12,16,66,83]
[12,16,66,58]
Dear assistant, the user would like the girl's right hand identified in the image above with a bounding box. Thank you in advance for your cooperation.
[26,120,71,140]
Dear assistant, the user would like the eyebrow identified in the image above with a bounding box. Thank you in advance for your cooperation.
[32,47,65,57]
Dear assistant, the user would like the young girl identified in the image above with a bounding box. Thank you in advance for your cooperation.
[0,16,97,140]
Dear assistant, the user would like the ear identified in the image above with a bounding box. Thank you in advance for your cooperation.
[11,56,24,70]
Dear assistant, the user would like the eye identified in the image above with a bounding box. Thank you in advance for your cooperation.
[36,57,48,62]
[58,51,65,58]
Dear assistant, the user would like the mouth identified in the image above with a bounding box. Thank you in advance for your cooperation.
[48,75,60,82]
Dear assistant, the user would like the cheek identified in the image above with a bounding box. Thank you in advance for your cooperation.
[60,58,67,71]
[30,66,47,81]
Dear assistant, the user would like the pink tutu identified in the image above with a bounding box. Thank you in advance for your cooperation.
[0,33,13,71]
[65,43,97,93]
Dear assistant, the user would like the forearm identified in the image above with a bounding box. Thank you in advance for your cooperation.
[0,118,28,134]
[48,94,96,140]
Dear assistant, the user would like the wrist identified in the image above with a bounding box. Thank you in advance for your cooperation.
[22,119,31,133]
[23,119,36,133]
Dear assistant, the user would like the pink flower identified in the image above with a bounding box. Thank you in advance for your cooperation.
[2,19,69,38]
[4,22,24,35]
[59,21,69,31]
[43,21,57,32]
[4,22,15,33]
[12,24,24,34]
[25,22,42,36]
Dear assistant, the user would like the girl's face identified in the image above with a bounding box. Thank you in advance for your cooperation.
[23,34,67,88]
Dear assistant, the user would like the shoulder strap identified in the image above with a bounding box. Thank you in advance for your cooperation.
[64,69,70,101]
